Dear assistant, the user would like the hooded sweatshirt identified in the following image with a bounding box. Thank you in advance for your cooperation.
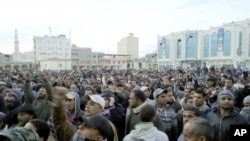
[123,122,169,141]
[66,92,84,126]
[5,89,23,127]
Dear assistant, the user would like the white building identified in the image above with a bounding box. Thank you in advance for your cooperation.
[117,33,139,59]
[33,35,71,70]
[157,18,250,70]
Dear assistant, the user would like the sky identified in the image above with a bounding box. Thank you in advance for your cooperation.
[0,0,250,57]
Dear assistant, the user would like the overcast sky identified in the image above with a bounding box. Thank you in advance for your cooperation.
[0,0,249,57]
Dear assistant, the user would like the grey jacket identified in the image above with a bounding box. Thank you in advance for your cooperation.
[207,107,248,141]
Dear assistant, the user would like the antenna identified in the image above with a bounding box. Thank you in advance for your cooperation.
[49,26,52,36]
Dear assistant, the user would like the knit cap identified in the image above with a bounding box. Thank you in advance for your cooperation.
[243,95,250,104]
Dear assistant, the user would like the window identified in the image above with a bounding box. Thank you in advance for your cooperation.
[223,30,231,56]
[204,35,209,57]
[158,40,162,59]
[58,64,62,68]
[211,32,218,57]
[177,39,182,58]
[238,32,242,56]
[165,39,170,59]
[186,35,196,58]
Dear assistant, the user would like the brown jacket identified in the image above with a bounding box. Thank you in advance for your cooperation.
[52,101,76,141]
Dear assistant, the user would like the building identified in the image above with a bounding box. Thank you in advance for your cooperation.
[157,18,250,70]
[33,35,71,70]
[117,33,139,59]
[71,45,131,70]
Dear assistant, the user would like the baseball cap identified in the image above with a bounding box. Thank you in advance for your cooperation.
[140,86,149,91]
[65,92,76,99]
[84,94,105,109]
[0,127,40,141]
[81,115,114,138]
[102,91,113,99]
[153,88,168,99]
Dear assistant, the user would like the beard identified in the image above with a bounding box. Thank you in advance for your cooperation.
[6,100,18,110]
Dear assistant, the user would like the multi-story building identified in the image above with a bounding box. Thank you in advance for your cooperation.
[157,18,250,70]
[33,35,71,70]
[117,33,139,59]
[71,45,131,70]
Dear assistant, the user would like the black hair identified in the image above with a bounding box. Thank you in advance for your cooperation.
[183,106,201,117]
[194,88,207,97]
[140,104,155,122]
[184,96,193,104]
[132,89,146,103]
[29,119,50,141]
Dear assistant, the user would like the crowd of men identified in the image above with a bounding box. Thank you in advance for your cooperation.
[0,66,249,141]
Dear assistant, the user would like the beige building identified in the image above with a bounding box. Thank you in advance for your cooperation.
[117,33,139,59]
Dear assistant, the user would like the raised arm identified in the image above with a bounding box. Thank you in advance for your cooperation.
[52,87,76,141]
[23,72,35,104]
[40,73,53,101]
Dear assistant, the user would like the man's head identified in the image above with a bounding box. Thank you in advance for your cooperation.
[4,89,22,110]
[129,89,146,108]
[193,89,207,107]
[224,77,234,89]
[65,92,78,112]
[102,91,115,108]
[140,86,150,98]
[24,119,50,141]
[36,85,47,98]
[207,77,217,87]
[17,105,36,126]
[0,127,40,141]
[153,88,168,106]
[183,107,201,124]
[140,104,155,122]
[184,96,194,108]
[217,90,234,110]
[77,115,114,141]
[70,84,79,92]
[84,94,105,116]
[183,117,213,141]
[243,95,250,108]
[84,86,94,95]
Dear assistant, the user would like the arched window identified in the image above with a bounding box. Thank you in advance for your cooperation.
[177,39,182,58]
[186,36,196,58]
[211,32,218,57]
[204,35,209,57]
[223,30,231,56]
[237,32,242,56]
[165,39,170,59]
[158,40,162,59]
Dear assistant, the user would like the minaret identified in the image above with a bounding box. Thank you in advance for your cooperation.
[14,29,19,56]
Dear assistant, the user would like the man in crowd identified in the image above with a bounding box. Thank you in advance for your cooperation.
[23,72,53,121]
[182,117,214,141]
[125,89,164,135]
[207,90,249,141]
[17,105,36,126]
[153,88,178,141]
[123,104,169,141]
[193,89,211,118]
